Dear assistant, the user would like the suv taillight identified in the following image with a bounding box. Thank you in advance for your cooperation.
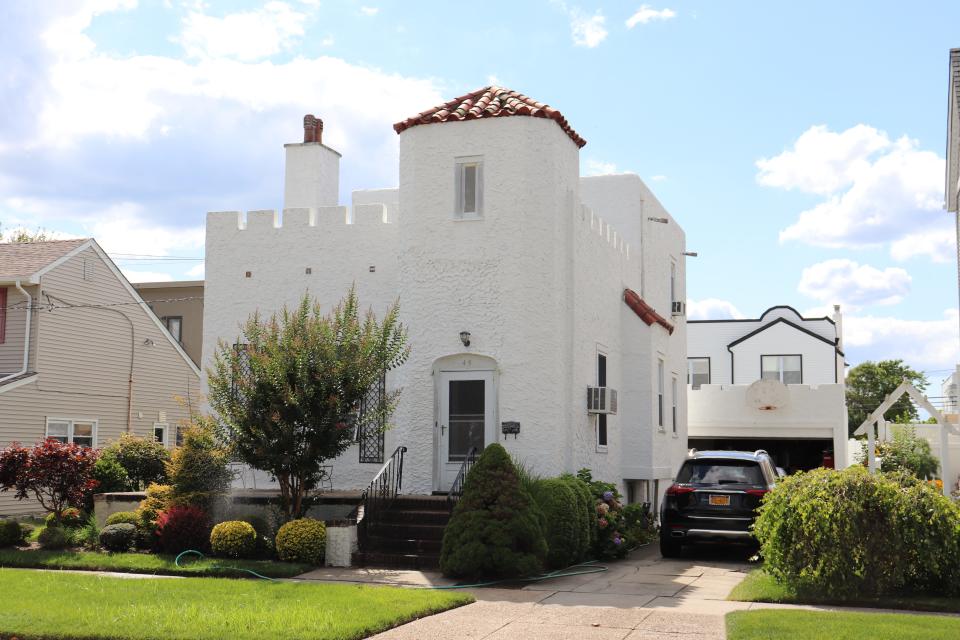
[666,484,695,496]
[746,488,769,497]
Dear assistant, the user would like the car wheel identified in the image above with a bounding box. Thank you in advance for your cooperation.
[659,535,683,558]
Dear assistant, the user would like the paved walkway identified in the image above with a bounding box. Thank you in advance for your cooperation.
[296,545,756,639]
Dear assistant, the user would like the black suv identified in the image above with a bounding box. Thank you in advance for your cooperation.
[659,449,778,558]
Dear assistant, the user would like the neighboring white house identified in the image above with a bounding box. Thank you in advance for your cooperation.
[687,305,848,472]
[202,86,690,506]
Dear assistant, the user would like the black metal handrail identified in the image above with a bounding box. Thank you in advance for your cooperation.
[446,446,478,507]
[357,445,406,549]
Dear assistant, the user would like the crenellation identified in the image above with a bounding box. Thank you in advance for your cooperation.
[207,210,244,231]
[352,203,388,225]
[283,207,314,227]
[247,209,278,230]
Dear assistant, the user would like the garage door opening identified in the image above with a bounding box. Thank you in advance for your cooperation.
[687,438,833,474]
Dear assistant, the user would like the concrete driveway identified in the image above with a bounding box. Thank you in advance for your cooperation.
[298,545,755,639]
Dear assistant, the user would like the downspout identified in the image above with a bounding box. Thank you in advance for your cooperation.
[0,280,32,384]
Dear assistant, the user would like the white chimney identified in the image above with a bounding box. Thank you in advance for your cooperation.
[283,114,341,209]
[833,304,843,350]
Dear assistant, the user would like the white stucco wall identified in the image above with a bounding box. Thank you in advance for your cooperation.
[203,112,688,499]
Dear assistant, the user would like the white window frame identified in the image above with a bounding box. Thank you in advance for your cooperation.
[595,345,608,452]
[45,417,98,447]
[671,375,678,436]
[454,156,484,219]
[153,422,169,447]
[761,354,802,384]
[687,357,710,389]
[657,358,665,432]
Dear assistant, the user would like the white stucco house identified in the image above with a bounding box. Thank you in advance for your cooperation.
[687,305,849,472]
[202,86,689,506]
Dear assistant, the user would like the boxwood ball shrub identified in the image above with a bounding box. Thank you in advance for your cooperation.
[105,511,140,527]
[440,444,547,580]
[210,520,258,559]
[156,505,212,554]
[275,518,326,565]
[99,523,136,552]
[530,478,582,569]
[0,519,21,547]
[754,466,960,598]
[38,525,69,550]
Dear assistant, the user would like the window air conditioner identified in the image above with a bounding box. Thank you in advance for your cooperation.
[671,301,685,316]
[587,387,618,415]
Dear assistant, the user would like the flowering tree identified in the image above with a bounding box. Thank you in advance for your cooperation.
[0,438,99,521]
[207,288,409,519]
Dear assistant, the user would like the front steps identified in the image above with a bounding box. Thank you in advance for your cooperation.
[352,495,451,570]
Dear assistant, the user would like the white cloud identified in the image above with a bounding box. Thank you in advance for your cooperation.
[890,228,956,264]
[649,174,667,182]
[83,202,205,256]
[759,125,948,261]
[625,5,676,28]
[842,309,960,372]
[122,270,174,283]
[570,10,607,48]
[583,158,618,176]
[186,262,205,279]
[174,2,308,62]
[798,259,912,309]
[686,298,745,320]
[359,6,379,16]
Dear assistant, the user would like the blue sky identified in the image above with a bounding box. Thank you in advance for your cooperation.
[2,0,959,379]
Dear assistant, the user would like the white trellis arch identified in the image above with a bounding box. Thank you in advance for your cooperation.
[853,379,960,496]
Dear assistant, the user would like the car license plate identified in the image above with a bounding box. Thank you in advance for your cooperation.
[708,494,730,506]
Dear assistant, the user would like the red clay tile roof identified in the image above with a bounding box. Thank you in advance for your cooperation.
[623,288,674,334]
[0,239,90,281]
[394,86,586,148]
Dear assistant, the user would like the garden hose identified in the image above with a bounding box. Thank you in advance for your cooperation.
[174,550,278,581]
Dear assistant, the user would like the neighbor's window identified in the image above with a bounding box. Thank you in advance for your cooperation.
[761,355,802,384]
[455,158,483,218]
[687,358,710,389]
[671,376,678,434]
[597,352,608,448]
[45,418,96,447]
[154,423,168,447]
[163,316,183,343]
[657,359,665,429]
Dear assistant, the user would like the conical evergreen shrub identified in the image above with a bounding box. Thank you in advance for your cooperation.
[439,443,547,579]
[531,477,581,569]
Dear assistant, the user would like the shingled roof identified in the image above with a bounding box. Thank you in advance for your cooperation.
[0,239,90,281]
[394,86,586,148]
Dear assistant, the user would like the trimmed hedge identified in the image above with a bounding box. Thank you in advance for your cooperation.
[99,523,136,552]
[559,474,594,559]
[0,520,21,547]
[530,478,582,569]
[210,521,258,559]
[754,466,960,598]
[105,511,140,527]
[276,518,326,565]
[440,444,547,579]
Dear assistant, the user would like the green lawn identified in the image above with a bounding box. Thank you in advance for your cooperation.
[0,548,313,578]
[0,568,471,640]
[727,610,960,640]
[729,570,960,613]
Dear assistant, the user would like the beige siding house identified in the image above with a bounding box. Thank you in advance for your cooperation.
[134,281,204,366]
[0,240,201,516]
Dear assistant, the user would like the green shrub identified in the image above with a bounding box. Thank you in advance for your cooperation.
[166,421,232,509]
[92,456,131,493]
[530,478,582,569]
[210,520,258,558]
[45,507,83,529]
[101,433,169,490]
[69,515,100,550]
[622,502,657,546]
[275,518,326,565]
[576,469,628,559]
[440,444,547,579]
[105,511,140,527]
[18,523,34,543]
[136,483,173,529]
[240,514,275,555]
[559,474,594,559]
[0,519,21,547]
[99,523,136,552]
[37,525,69,550]
[754,466,960,598]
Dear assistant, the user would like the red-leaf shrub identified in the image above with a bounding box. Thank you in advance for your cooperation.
[0,438,99,521]
[156,505,211,554]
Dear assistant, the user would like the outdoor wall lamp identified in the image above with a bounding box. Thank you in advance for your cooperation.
[459,331,471,347]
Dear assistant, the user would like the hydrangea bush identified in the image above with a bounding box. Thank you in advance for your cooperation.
[577,469,629,559]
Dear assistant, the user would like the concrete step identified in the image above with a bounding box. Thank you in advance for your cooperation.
[352,551,441,571]
[362,535,442,555]
[367,522,447,541]
[379,509,451,526]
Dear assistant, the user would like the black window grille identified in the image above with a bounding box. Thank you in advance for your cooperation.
[357,373,386,464]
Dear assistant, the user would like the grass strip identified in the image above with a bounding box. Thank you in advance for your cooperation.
[0,568,471,640]
[728,570,960,613]
[727,610,960,640]
[0,548,312,579]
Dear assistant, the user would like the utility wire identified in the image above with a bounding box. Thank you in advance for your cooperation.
[2,295,204,311]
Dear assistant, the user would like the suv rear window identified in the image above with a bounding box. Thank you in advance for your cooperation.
[676,460,764,485]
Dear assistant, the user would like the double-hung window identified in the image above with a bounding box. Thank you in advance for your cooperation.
[154,423,168,447]
[657,359,665,430]
[45,418,96,447]
[761,355,802,384]
[597,352,608,448]
[671,376,678,435]
[687,358,710,389]
[163,316,183,343]
[454,157,483,218]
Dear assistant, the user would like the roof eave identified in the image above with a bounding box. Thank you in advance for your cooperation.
[946,49,960,213]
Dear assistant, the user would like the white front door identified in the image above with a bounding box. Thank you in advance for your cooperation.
[438,370,494,490]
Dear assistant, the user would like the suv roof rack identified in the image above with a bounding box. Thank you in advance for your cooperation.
[687,448,698,457]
